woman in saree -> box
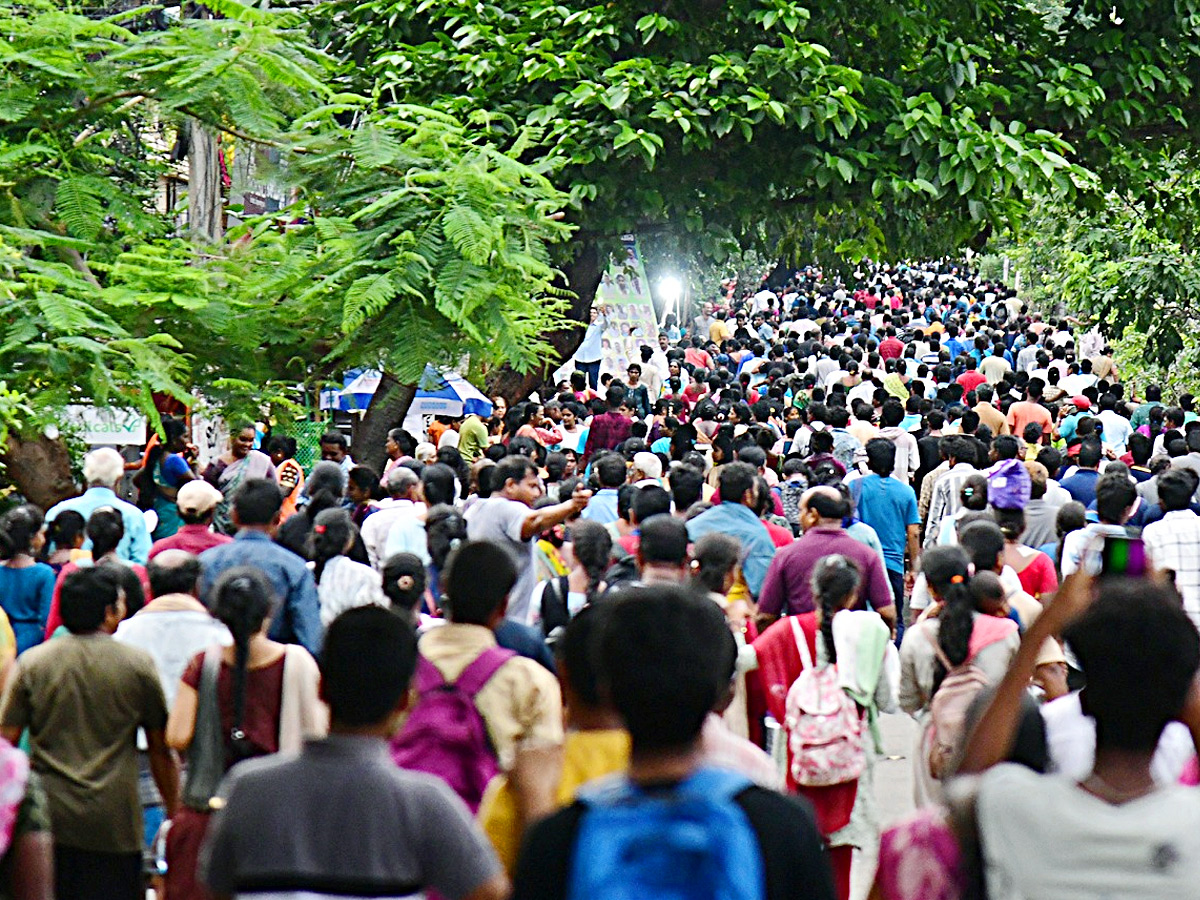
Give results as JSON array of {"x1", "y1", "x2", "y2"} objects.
[{"x1": 203, "y1": 424, "x2": 276, "y2": 535}]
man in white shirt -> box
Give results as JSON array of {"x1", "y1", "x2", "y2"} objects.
[
  {"x1": 369, "y1": 467, "x2": 427, "y2": 568},
  {"x1": 1143, "y1": 469, "x2": 1200, "y2": 628},
  {"x1": 1094, "y1": 392, "x2": 1134, "y2": 455},
  {"x1": 971, "y1": 577, "x2": 1200, "y2": 900}
]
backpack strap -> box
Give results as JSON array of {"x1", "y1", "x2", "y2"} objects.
[
  {"x1": 923, "y1": 627, "x2": 959, "y2": 673},
  {"x1": 414, "y1": 654, "x2": 448, "y2": 694},
  {"x1": 790, "y1": 616, "x2": 814, "y2": 671},
  {"x1": 455, "y1": 646, "x2": 517, "y2": 698}
]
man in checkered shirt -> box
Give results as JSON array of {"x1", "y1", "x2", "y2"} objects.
[{"x1": 1143, "y1": 468, "x2": 1200, "y2": 628}]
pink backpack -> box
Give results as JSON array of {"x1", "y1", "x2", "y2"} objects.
[
  {"x1": 925, "y1": 637, "x2": 990, "y2": 780},
  {"x1": 389, "y1": 647, "x2": 514, "y2": 812},
  {"x1": 784, "y1": 618, "x2": 865, "y2": 787}
]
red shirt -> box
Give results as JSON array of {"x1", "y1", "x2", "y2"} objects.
[
  {"x1": 684, "y1": 348, "x2": 715, "y2": 370},
  {"x1": 148, "y1": 524, "x2": 233, "y2": 561},
  {"x1": 879, "y1": 337, "x2": 904, "y2": 360},
  {"x1": 956, "y1": 370, "x2": 987, "y2": 393}
]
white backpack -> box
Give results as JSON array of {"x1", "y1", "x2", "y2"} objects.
[{"x1": 784, "y1": 617, "x2": 866, "y2": 787}]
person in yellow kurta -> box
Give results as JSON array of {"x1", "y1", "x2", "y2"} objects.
[{"x1": 477, "y1": 606, "x2": 629, "y2": 874}]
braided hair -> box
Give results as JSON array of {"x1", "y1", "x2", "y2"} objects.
[
  {"x1": 310, "y1": 508, "x2": 354, "y2": 584},
  {"x1": 921, "y1": 545, "x2": 975, "y2": 690},
  {"x1": 566, "y1": 520, "x2": 611, "y2": 599},
  {"x1": 211, "y1": 566, "x2": 274, "y2": 761},
  {"x1": 810, "y1": 554, "x2": 861, "y2": 665}
]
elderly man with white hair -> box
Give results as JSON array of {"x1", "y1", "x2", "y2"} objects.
[
  {"x1": 630, "y1": 451, "x2": 664, "y2": 487},
  {"x1": 45, "y1": 447, "x2": 152, "y2": 564}
]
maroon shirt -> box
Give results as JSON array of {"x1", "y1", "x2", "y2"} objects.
[
  {"x1": 148, "y1": 524, "x2": 233, "y2": 561},
  {"x1": 582, "y1": 411, "x2": 632, "y2": 463},
  {"x1": 758, "y1": 525, "x2": 893, "y2": 618}
]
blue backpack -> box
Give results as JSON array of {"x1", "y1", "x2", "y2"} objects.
[{"x1": 567, "y1": 767, "x2": 765, "y2": 900}]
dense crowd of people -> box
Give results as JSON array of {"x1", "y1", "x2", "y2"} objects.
[{"x1": 0, "y1": 259, "x2": 1199, "y2": 899}]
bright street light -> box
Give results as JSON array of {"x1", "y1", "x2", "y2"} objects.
[{"x1": 658, "y1": 275, "x2": 683, "y2": 304}]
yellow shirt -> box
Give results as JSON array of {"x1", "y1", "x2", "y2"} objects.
[{"x1": 478, "y1": 728, "x2": 630, "y2": 874}]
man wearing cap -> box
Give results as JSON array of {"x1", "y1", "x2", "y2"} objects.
[
  {"x1": 1056, "y1": 395, "x2": 1091, "y2": 446},
  {"x1": 147, "y1": 481, "x2": 232, "y2": 561}
]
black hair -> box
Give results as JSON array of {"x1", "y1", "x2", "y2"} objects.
[
  {"x1": 545, "y1": 452, "x2": 568, "y2": 483},
  {"x1": 717, "y1": 461, "x2": 757, "y2": 504},
  {"x1": 211, "y1": 566, "x2": 275, "y2": 755},
  {"x1": 1066, "y1": 580, "x2": 1199, "y2": 752},
  {"x1": 581, "y1": 449, "x2": 625, "y2": 489},
  {"x1": 631, "y1": 485, "x2": 672, "y2": 524},
  {"x1": 233, "y1": 478, "x2": 283, "y2": 526},
  {"x1": 137, "y1": 416, "x2": 189, "y2": 508},
  {"x1": 388, "y1": 428, "x2": 417, "y2": 456},
  {"x1": 425, "y1": 504, "x2": 468, "y2": 572},
  {"x1": 60, "y1": 566, "x2": 122, "y2": 633},
  {"x1": 321, "y1": 606, "x2": 419, "y2": 727},
  {"x1": 568, "y1": 519, "x2": 612, "y2": 596},
  {"x1": 597, "y1": 586, "x2": 730, "y2": 751},
  {"x1": 668, "y1": 465, "x2": 704, "y2": 512},
  {"x1": 0, "y1": 504, "x2": 43, "y2": 560},
  {"x1": 421, "y1": 463, "x2": 458, "y2": 507},
  {"x1": 347, "y1": 466, "x2": 379, "y2": 497},
  {"x1": 381, "y1": 552, "x2": 428, "y2": 615},
  {"x1": 690, "y1": 533, "x2": 740, "y2": 595},
  {"x1": 865, "y1": 438, "x2": 896, "y2": 476},
  {"x1": 992, "y1": 506, "x2": 1025, "y2": 542},
  {"x1": 1158, "y1": 468, "x2": 1199, "y2": 512},
  {"x1": 310, "y1": 508, "x2": 355, "y2": 583},
  {"x1": 320, "y1": 431, "x2": 349, "y2": 449},
  {"x1": 147, "y1": 552, "x2": 201, "y2": 597},
  {"x1": 811, "y1": 555, "x2": 862, "y2": 665},
  {"x1": 1077, "y1": 439, "x2": 1103, "y2": 469},
  {"x1": 86, "y1": 507, "x2": 124, "y2": 559},
  {"x1": 266, "y1": 435, "x2": 297, "y2": 458},
  {"x1": 1095, "y1": 473, "x2": 1137, "y2": 524},
  {"x1": 638, "y1": 515, "x2": 689, "y2": 565},
  {"x1": 444, "y1": 541, "x2": 516, "y2": 625},
  {"x1": 44, "y1": 509, "x2": 86, "y2": 559},
  {"x1": 921, "y1": 546, "x2": 975, "y2": 687},
  {"x1": 555, "y1": 605, "x2": 607, "y2": 706},
  {"x1": 493, "y1": 454, "x2": 537, "y2": 490}
]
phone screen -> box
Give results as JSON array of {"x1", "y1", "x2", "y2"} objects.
[{"x1": 1100, "y1": 536, "x2": 1147, "y2": 577}]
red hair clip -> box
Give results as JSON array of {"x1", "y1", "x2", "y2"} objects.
[
  {"x1": 950, "y1": 574, "x2": 965, "y2": 584},
  {"x1": 314, "y1": 524, "x2": 326, "y2": 534}
]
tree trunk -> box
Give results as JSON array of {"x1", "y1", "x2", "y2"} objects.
[
  {"x1": 188, "y1": 120, "x2": 223, "y2": 241},
  {"x1": 2, "y1": 433, "x2": 76, "y2": 508},
  {"x1": 350, "y1": 372, "x2": 417, "y2": 472},
  {"x1": 486, "y1": 238, "x2": 605, "y2": 402}
]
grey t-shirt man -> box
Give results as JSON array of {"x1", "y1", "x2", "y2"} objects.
[
  {"x1": 464, "y1": 495, "x2": 536, "y2": 622},
  {"x1": 202, "y1": 734, "x2": 502, "y2": 899}
]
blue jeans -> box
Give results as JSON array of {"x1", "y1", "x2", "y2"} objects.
[
  {"x1": 887, "y1": 568, "x2": 906, "y2": 647},
  {"x1": 575, "y1": 359, "x2": 601, "y2": 390}
]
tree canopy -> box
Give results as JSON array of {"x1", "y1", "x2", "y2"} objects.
[{"x1": 316, "y1": 0, "x2": 1200, "y2": 392}]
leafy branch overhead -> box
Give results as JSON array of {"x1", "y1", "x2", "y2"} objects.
[
  {"x1": 225, "y1": 106, "x2": 574, "y2": 384},
  {"x1": 317, "y1": 0, "x2": 1200, "y2": 268},
  {"x1": 0, "y1": 0, "x2": 572, "y2": 430}
]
